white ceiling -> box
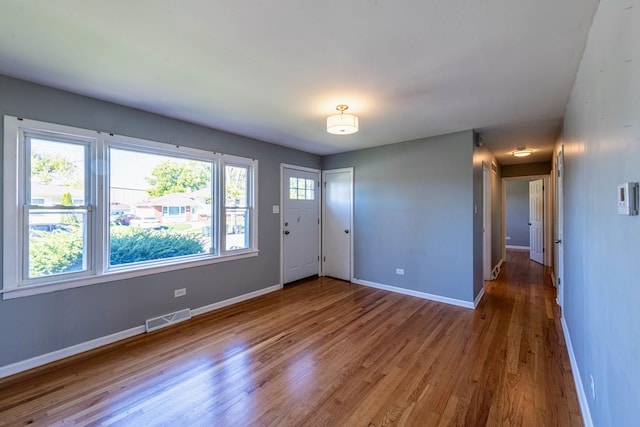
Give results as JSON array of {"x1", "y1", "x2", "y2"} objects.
[{"x1": 0, "y1": 1, "x2": 599, "y2": 164}]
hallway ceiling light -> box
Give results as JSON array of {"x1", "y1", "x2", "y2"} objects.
[
  {"x1": 326, "y1": 104, "x2": 359, "y2": 135},
  {"x1": 513, "y1": 147, "x2": 533, "y2": 157}
]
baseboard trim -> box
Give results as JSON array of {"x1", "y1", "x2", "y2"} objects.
[
  {"x1": 0, "y1": 325, "x2": 146, "y2": 380},
  {"x1": 506, "y1": 245, "x2": 530, "y2": 250},
  {"x1": 352, "y1": 278, "x2": 474, "y2": 309},
  {"x1": 473, "y1": 287, "x2": 485, "y2": 308},
  {"x1": 0, "y1": 283, "x2": 283, "y2": 380},
  {"x1": 561, "y1": 315, "x2": 593, "y2": 427},
  {"x1": 191, "y1": 284, "x2": 282, "y2": 316}
]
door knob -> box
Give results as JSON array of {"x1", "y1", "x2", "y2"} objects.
[
  {"x1": 344, "y1": 230, "x2": 350, "y2": 234},
  {"x1": 555, "y1": 239, "x2": 562, "y2": 244},
  {"x1": 284, "y1": 230, "x2": 290, "y2": 235}
]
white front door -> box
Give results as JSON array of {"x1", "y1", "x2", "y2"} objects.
[
  {"x1": 529, "y1": 179, "x2": 544, "y2": 264},
  {"x1": 322, "y1": 168, "x2": 353, "y2": 281},
  {"x1": 556, "y1": 146, "x2": 565, "y2": 308},
  {"x1": 282, "y1": 166, "x2": 320, "y2": 284}
]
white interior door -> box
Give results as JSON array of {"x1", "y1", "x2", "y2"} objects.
[
  {"x1": 555, "y1": 147, "x2": 565, "y2": 308},
  {"x1": 529, "y1": 179, "x2": 544, "y2": 264},
  {"x1": 282, "y1": 166, "x2": 320, "y2": 284},
  {"x1": 322, "y1": 168, "x2": 353, "y2": 281}
]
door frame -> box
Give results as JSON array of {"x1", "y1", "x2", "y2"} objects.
[
  {"x1": 280, "y1": 164, "x2": 322, "y2": 286},
  {"x1": 483, "y1": 163, "x2": 492, "y2": 280},
  {"x1": 554, "y1": 145, "x2": 565, "y2": 309},
  {"x1": 321, "y1": 167, "x2": 354, "y2": 281},
  {"x1": 501, "y1": 174, "x2": 552, "y2": 266},
  {"x1": 528, "y1": 178, "x2": 545, "y2": 264}
]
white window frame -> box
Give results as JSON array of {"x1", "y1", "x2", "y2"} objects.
[
  {"x1": 3, "y1": 116, "x2": 259, "y2": 299},
  {"x1": 221, "y1": 156, "x2": 258, "y2": 254}
]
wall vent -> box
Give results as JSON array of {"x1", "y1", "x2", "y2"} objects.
[{"x1": 145, "y1": 308, "x2": 191, "y2": 333}]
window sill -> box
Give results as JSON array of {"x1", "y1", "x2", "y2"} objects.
[{"x1": 1, "y1": 250, "x2": 259, "y2": 300}]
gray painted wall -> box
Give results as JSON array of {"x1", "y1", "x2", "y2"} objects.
[
  {"x1": 323, "y1": 131, "x2": 481, "y2": 303},
  {"x1": 505, "y1": 180, "x2": 530, "y2": 247},
  {"x1": 559, "y1": 1, "x2": 640, "y2": 425},
  {"x1": 0, "y1": 75, "x2": 321, "y2": 366}
]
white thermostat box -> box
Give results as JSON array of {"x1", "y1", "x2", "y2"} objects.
[{"x1": 617, "y1": 182, "x2": 638, "y2": 215}]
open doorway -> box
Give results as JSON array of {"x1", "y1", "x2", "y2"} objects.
[
  {"x1": 505, "y1": 180, "x2": 531, "y2": 250},
  {"x1": 503, "y1": 175, "x2": 552, "y2": 266}
]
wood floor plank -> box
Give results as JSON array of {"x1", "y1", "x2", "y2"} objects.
[{"x1": 0, "y1": 250, "x2": 582, "y2": 426}]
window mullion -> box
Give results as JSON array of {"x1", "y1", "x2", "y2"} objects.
[{"x1": 94, "y1": 136, "x2": 106, "y2": 276}]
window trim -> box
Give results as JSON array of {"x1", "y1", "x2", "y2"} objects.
[
  {"x1": 221, "y1": 156, "x2": 258, "y2": 254},
  {"x1": 23, "y1": 133, "x2": 96, "y2": 284},
  {"x1": 3, "y1": 116, "x2": 259, "y2": 300}
]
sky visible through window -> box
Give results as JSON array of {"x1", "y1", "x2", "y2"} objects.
[
  {"x1": 31, "y1": 139, "x2": 163, "y2": 190},
  {"x1": 110, "y1": 149, "x2": 175, "y2": 190}
]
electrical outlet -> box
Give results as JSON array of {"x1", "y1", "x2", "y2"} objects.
[
  {"x1": 174, "y1": 288, "x2": 186, "y2": 298},
  {"x1": 396, "y1": 268, "x2": 404, "y2": 275},
  {"x1": 590, "y1": 375, "x2": 596, "y2": 400}
]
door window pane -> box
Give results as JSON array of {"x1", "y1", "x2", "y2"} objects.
[{"x1": 289, "y1": 177, "x2": 315, "y2": 200}]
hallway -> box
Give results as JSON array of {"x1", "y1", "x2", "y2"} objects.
[{"x1": 476, "y1": 249, "x2": 582, "y2": 425}]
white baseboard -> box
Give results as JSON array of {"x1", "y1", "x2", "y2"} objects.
[
  {"x1": 0, "y1": 283, "x2": 282, "y2": 380},
  {"x1": 191, "y1": 284, "x2": 281, "y2": 316},
  {"x1": 352, "y1": 278, "x2": 474, "y2": 309},
  {"x1": 506, "y1": 245, "x2": 530, "y2": 250},
  {"x1": 0, "y1": 325, "x2": 146, "y2": 380},
  {"x1": 473, "y1": 287, "x2": 485, "y2": 308},
  {"x1": 561, "y1": 315, "x2": 593, "y2": 427}
]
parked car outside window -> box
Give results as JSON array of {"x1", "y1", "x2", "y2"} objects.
[
  {"x1": 129, "y1": 216, "x2": 161, "y2": 229},
  {"x1": 112, "y1": 213, "x2": 136, "y2": 226}
]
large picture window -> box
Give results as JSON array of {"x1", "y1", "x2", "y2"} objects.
[
  {"x1": 107, "y1": 147, "x2": 214, "y2": 268},
  {"x1": 3, "y1": 116, "x2": 258, "y2": 299}
]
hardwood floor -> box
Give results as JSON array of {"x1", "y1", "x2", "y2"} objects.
[{"x1": 0, "y1": 250, "x2": 582, "y2": 426}]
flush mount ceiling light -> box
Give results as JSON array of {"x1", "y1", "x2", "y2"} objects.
[
  {"x1": 513, "y1": 147, "x2": 533, "y2": 157},
  {"x1": 326, "y1": 104, "x2": 359, "y2": 135}
]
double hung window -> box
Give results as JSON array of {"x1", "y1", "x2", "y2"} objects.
[{"x1": 3, "y1": 116, "x2": 258, "y2": 299}]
